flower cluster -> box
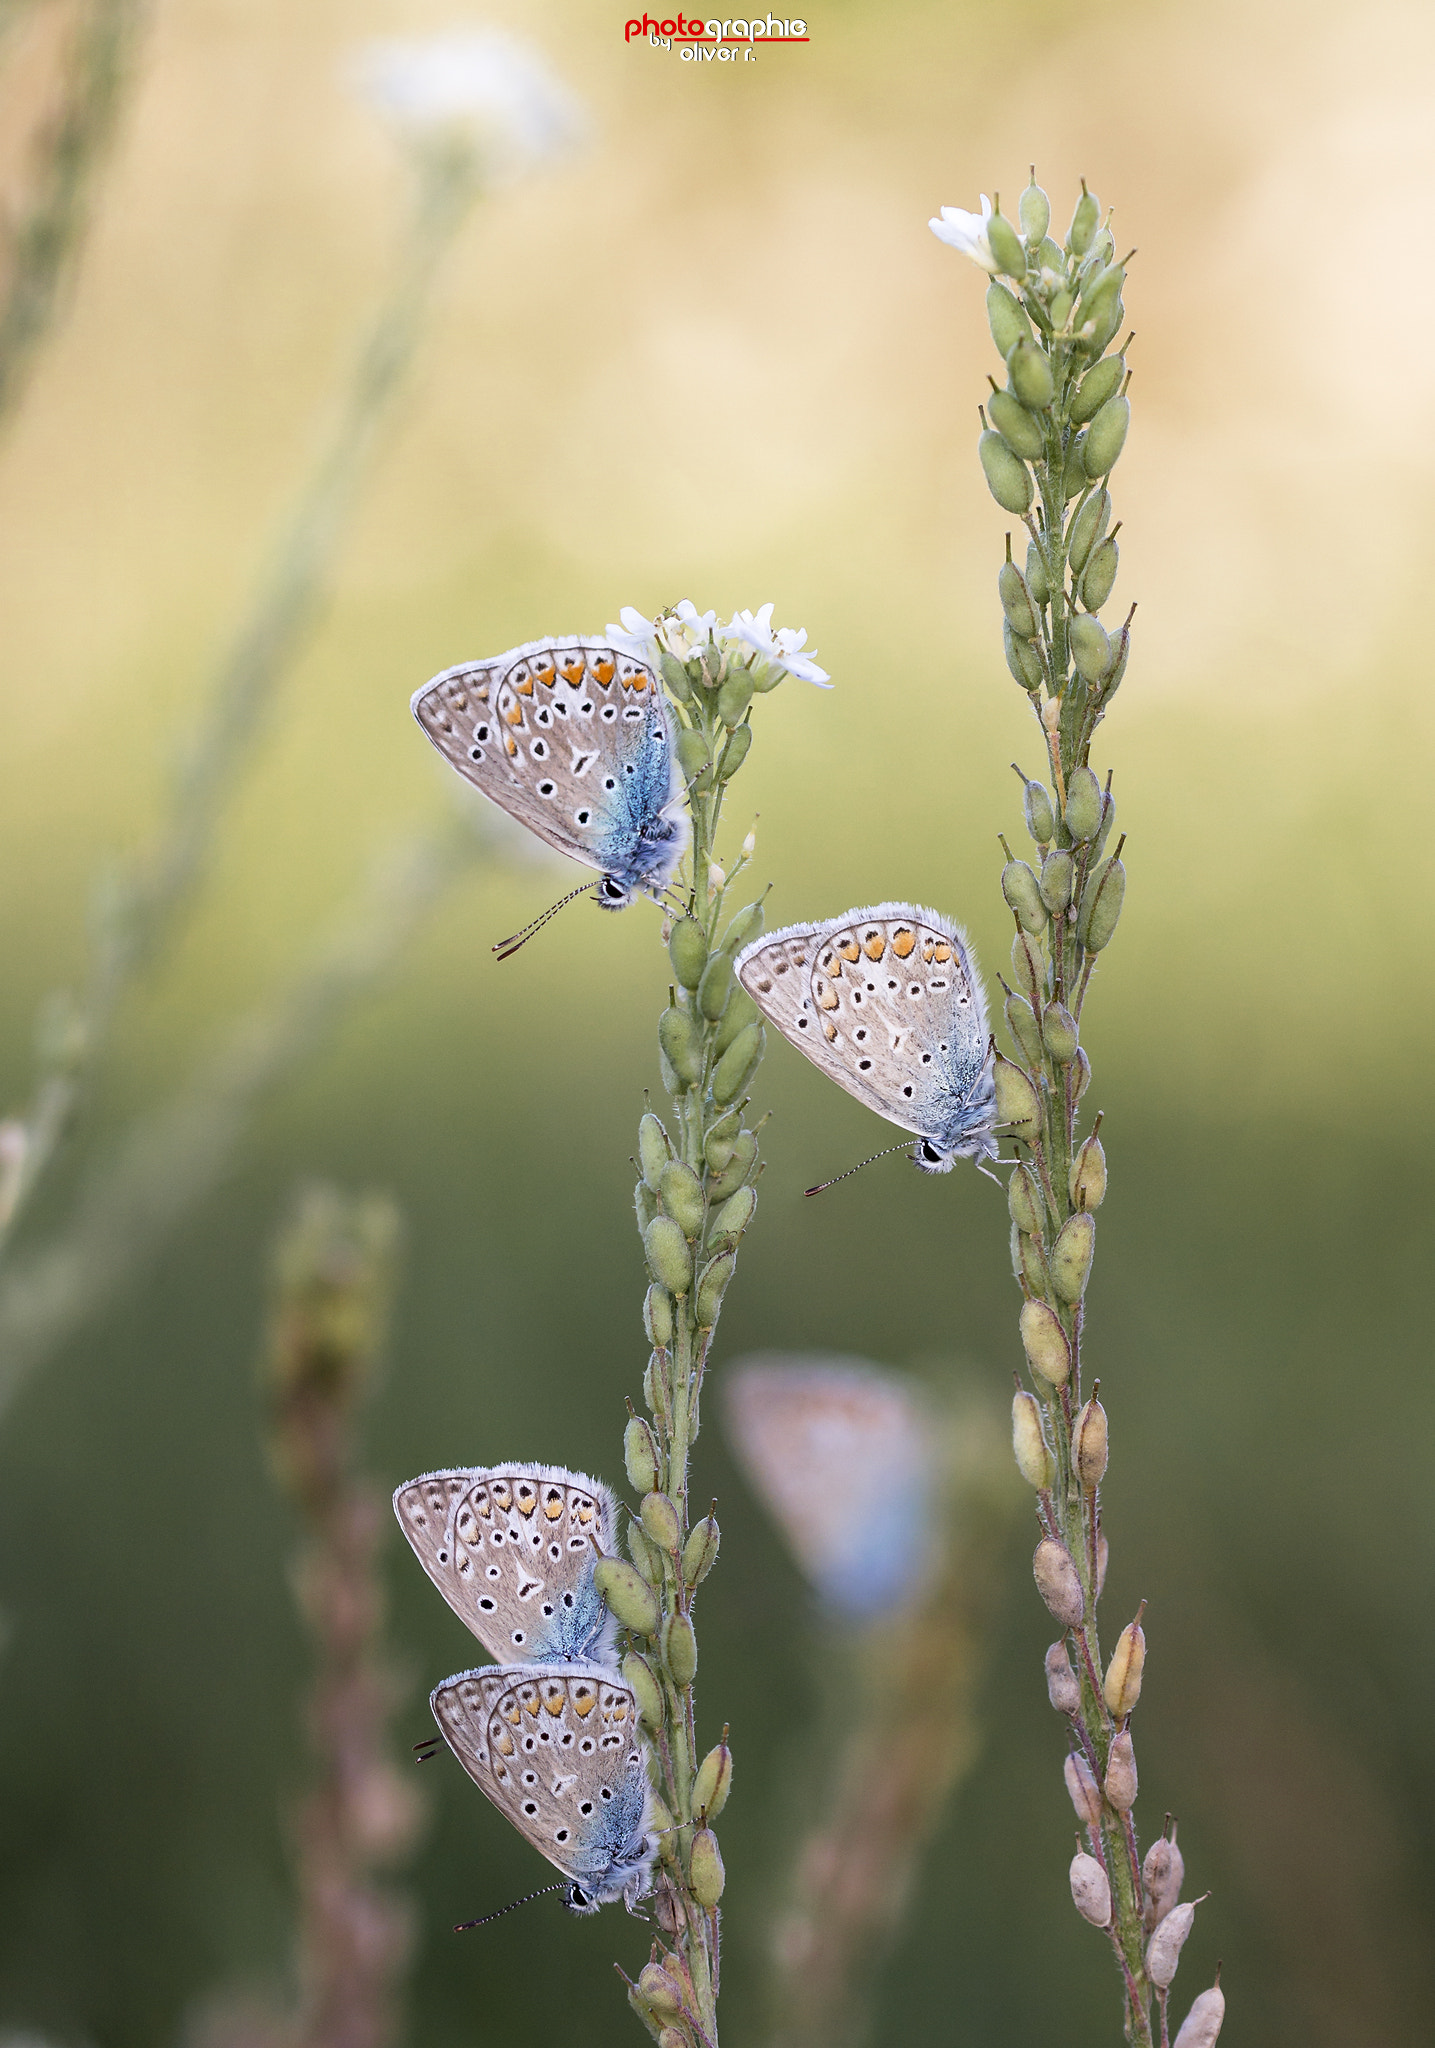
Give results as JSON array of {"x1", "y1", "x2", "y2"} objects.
[
  {"x1": 353, "y1": 29, "x2": 585, "y2": 184},
  {"x1": 608, "y1": 600, "x2": 832, "y2": 688}
]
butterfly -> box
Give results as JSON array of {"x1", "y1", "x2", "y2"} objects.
[
  {"x1": 411, "y1": 637, "x2": 689, "y2": 918},
  {"x1": 393, "y1": 1464, "x2": 619, "y2": 1668},
  {"x1": 430, "y1": 1663, "x2": 657, "y2": 1914},
  {"x1": 724, "y1": 1355, "x2": 938, "y2": 1618},
  {"x1": 734, "y1": 903, "x2": 997, "y2": 1172}
]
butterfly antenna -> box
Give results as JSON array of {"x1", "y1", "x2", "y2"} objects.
[
  {"x1": 455, "y1": 1881, "x2": 569, "y2": 1931},
  {"x1": 805, "y1": 1140, "x2": 914, "y2": 1197},
  {"x1": 493, "y1": 883, "x2": 594, "y2": 962},
  {"x1": 412, "y1": 1737, "x2": 441, "y2": 1762}
]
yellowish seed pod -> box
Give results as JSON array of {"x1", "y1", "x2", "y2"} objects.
[
  {"x1": 645, "y1": 1216, "x2": 693, "y2": 1297},
  {"x1": 994, "y1": 1055, "x2": 1042, "y2": 1143},
  {"x1": 643, "y1": 1283, "x2": 674, "y2": 1349},
  {"x1": 638, "y1": 1112, "x2": 670, "y2": 1192},
  {"x1": 660, "y1": 1160, "x2": 705, "y2": 1239},
  {"x1": 697, "y1": 950, "x2": 734, "y2": 1022},
  {"x1": 1069, "y1": 1849, "x2": 1112, "y2": 1927},
  {"x1": 1001, "y1": 857, "x2": 1049, "y2": 934},
  {"x1": 1005, "y1": 991, "x2": 1045, "y2": 1071},
  {"x1": 641, "y1": 1490, "x2": 681, "y2": 1552},
  {"x1": 637, "y1": 1963, "x2": 684, "y2": 2018},
  {"x1": 658, "y1": 1005, "x2": 704, "y2": 1087},
  {"x1": 689, "y1": 1827, "x2": 726, "y2": 1908},
  {"x1": 1172, "y1": 1986, "x2": 1225, "y2": 2048},
  {"x1": 1033, "y1": 1537, "x2": 1085, "y2": 1628},
  {"x1": 1143, "y1": 1829, "x2": 1184, "y2": 1930},
  {"x1": 1146, "y1": 1900, "x2": 1200, "y2": 1990},
  {"x1": 709, "y1": 1184, "x2": 756, "y2": 1245},
  {"x1": 1020, "y1": 1298, "x2": 1072, "y2": 1388},
  {"x1": 1070, "y1": 1045, "x2": 1092, "y2": 1103},
  {"x1": 1064, "y1": 1751, "x2": 1103, "y2": 1826},
  {"x1": 1007, "y1": 1163, "x2": 1045, "y2": 1237},
  {"x1": 979, "y1": 428, "x2": 1033, "y2": 515},
  {"x1": 1069, "y1": 614, "x2": 1113, "y2": 683},
  {"x1": 1074, "y1": 1395, "x2": 1109, "y2": 1489},
  {"x1": 593, "y1": 1557, "x2": 660, "y2": 1637},
  {"x1": 1064, "y1": 764, "x2": 1104, "y2": 842},
  {"x1": 1045, "y1": 1640, "x2": 1081, "y2": 1714},
  {"x1": 1069, "y1": 1132, "x2": 1107, "y2": 1210},
  {"x1": 693, "y1": 1732, "x2": 733, "y2": 1818},
  {"x1": 1104, "y1": 1617, "x2": 1146, "y2": 1718},
  {"x1": 622, "y1": 1650, "x2": 666, "y2": 1732},
  {"x1": 656, "y1": 2031, "x2": 687, "y2": 2048},
  {"x1": 712, "y1": 1021, "x2": 764, "y2": 1105},
  {"x1": 1039, "y1": 848, "x2": 1073, "y2": 914},
  {"x1": 1012, "y1": 1391, "x2": 1055, "y2": 1489},
  {"x1": 1096, "y1": 1531, "x2": 1109, "y2": 1598},
  {"x1": 989, "y1": 386, "x2": 1044, "y2": 461},
  {"x1": 667, "y1": 918, "x2": 708, "y2": 991},
  {"x1": 694, "y1": 1251, "x2": 735, "y2": 1329},
  {"x1": 662, "y1": 1611, "x2": 698, "y2": 1687},
  {"x1": 625, "y1": 1415, "x2": 659, "y2": 1495},
  {"x1": 1042, "y1": 1002, "x2": 1079, "y2": 1065},
  {"x1": 1103, "y1": 1727, "x2": 1138, "y2": 1811},
  {"x1": 682, "y1": 1510, "x2": 720, "y2": 1587},
  {"x1": 1014, "y1": 1227, "x2": 1049, "y2": 1298},
  {"x1": 1050, "y1": 1212, "x2": 1096, "y2": 1302},
  {"x1": 706, "y1": 1129, "x2": 756, "y2": 1202}
]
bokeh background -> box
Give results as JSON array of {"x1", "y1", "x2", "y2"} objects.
[{"x1": 0, "y1": 0, "x2": 1432, "y2": 2043}]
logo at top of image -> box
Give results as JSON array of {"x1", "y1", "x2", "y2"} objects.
[{"x1": 624, "y1": 13, "x2": 810, "y2": 46}]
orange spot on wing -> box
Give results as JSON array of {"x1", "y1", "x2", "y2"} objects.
[
  {"x1": 591, "y1": 655, "x2": 616, "y2": 683},
  {"x1": 836, "y1": 938, "x2": 860, "y2": 962},
  {"x1": 864, "y1": 931, "x2": 885, "y2": 960},
  {"x1": 934, "y1": 942, "x2": 952, "y2": 963},
  {"x1": 516, "y1": 676, "x2": 534, "y2": 696},
  {"x1": 543, "y1": 1490, "x2": 564, "y2": 1521},
  {"x1": 504, "y1": 702, "x2": 523, "y2": 725},
  {"x1": 892, "y1": 928, "x2": 915, "y2": 958},
  {"x1": 816, "y1": 985, "x2": 839, "y2": 1011},
  {"x1": 504, "y1": 736, "x2": 518, "y2": 757},
  {"x1": 823, "y1": 1021, "x2": 838, "y2": 1042},
  {"x1": 560, "y1": 655, "x2": 585, "y2": 683}
]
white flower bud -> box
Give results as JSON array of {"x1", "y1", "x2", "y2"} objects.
[{"x1": 708, "y1": 862, "x2": 727, "y2": 890}]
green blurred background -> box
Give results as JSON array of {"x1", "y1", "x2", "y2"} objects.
[{"x1": 0, "y1": 0, "x2": 1431, "y2": 2042}]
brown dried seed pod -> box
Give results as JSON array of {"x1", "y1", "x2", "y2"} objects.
[
  {"x1": 1064, "y1": 1751, "x2": 1103, "y2": 1826},
  {"x1": 1142, "y1": 1827, "x2": 1185, "y2": 1930},
  {"x1": 1103, "y1": 1727, "x2": 1138, "y2": 1811},
  {"x1": 1146, "y1": 1898, "x2": 1201, "y2": 1990},
  {"x1": 1033, "y1": 1537, "x2": 1085, "y2": 1628},
  {"x1": 1045, "y1": 1640, "x2": 1081, "y2": 1714},
  {"x1": 1172, "y1": 1985, "x2": 1225, "y2": 2048},
  {"x1": 1104, "y1": 1617, "x2": 1146, "y2": 1718},
  {"x1": 1074, "y1": 1394, "x2": 1109, "y2": 1489}
]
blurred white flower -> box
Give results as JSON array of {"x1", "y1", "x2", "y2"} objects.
[
  {"x1": 929, "y1": 195, "x2": 998, "y2": 272},
  {"x1": 353, "y1": 29, "x2": 585, "y2": 184},
  {"x1": 723, "y1": 603, "x2": 831, "y2": 686},
  {"x1": 606, "y1": 599, "x2": 717, "y2": 663}
]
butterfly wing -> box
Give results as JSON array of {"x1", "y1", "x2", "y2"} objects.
[
  {"x1": 737, "y1": 904, "x2": 990, "y2": 1143},
  {"x1": 432, "y1": 1664, "x2": 654, "y2": 1904},
  {"x1": 393, "y1": 1465, "x2": 618, "y2": 1666},
  {"x1": 411, "y1": 637, "x2": 686, "y2": 893}
]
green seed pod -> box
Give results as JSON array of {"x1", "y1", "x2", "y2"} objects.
[
  {"x1": 1099, "y1": 622, "x2": 1131, "y2": 705},
  {"x1": 1092, "y1": 788, "x2": 1116, "y2": 859},
  {"x1": 639, "y1": 1111, "x2": 671, "y2": 1192},
  {"x1": 627, "y1": 1518, "x2": 661, "y2": 1584},
  {"x1": 1069, "y1": 613, "x2": 1113, "y2": 683},
  {"x1": 703, "y1": 1131, "x2": 735, "y2": 1173},
  {"x1": 1007, "y1": 1161, "x2": 1045, "y2": 1237},
  {"x1": 712, "y1": 1020, "x2": 764, "y2": 1105},
  {"x1": 641, "y1": 1490, "x2": 682, "y2": 1553},
  {"x1": 659, "y1": 1160, "x2": 705, "y2": 1239},
  {"x1": 1067, "y1": 486, "x2": 1110, "y2": 574},
  {"x1": 1033, "y1": 1536, "x2": 1085, "y2": 1628},
  {"x1": 658, "y1": 1004, "x2": 704, "y2": 1087},
  {"x1": 637, "y1": 1963, "x2": 684, "y2": 2018},
  {"x1": 1013, "y1": 1225, "x2": 1049, "y2": 1298},
  {"x1": 694, "y1": 1251, "x2": 735, "y2": 1329},
  {"x1": 1104, "y1": 1617, "x2": 1146, "y2": 1719},
  {"x1": 709, "y1": 1183, "x2": 756, "y2": 1245},
  {"x1": 1020, "y1": 1297, "x2": 1072, "y2": 1387},
  {"x1": 717, "y1": 723, "x2": 752, "y2": 781},
  {"x1": 1064, "y1": 765, "x2": 1103, "y2": 841},
  {"x1": 635, "y1": 1180, "x2": 657, "y2": 1235},
  {"x1": 986, "y1": 278, "x2": 1032, "y2": 356},
  {"x1": 1083, "y1": 393, "x2": 1130, "y2": 476},
  {"x1": 1011, "y1": 926, "x2": 1048, "y2": 1005},
  {"x1": 1068, "y1": 353, "x2": 1124, "y2": 425},
  {"x1": 979, "y1": 428, "x2": 1033, "y2": 515},
  {"x1": 662, "y1": 1610, "x2": 698, "y2": 1687},
  {"x1": 718, "y1": 900, "x2": 764, "y2": 956},
  {"x1": 999, "y1": 560, "x2": 1039, "y2": 640},
  {"x1": 621, "y1": 1650, "x2": 666, "y2": 1732},
  {"x1": 712, "y1": 985, "x2": 759, "y2": 1059},
  {"x1": 1039, "y1": 848, "x2": 1074, "y2": 914},
  {"x1": 675, "y1": 727, "x2": 711, "y2": 786},
  {"x1": 1034, "y1": 234, "x2": 1064, "y2": 274},
  {"x1": 1050, "y1": 1211, "x2": 1096, "y2": 1303},
  {"x1": 644, "y1": 1215, "x2": 693, "y2": 1297},
  {"x1": 1005, "y1": 990, "x2": 1045, "y2": 1070},
  {"x1": 1062, "y1": 433, "x2": 1090, "y2": 500},
  {"x1": 1024, "y1": 540, "x2": 1050, "y2": 607},
  {"x1": 989, "y1": 386, "x2": 1045, "y2": 460},
  {"x1": 593, "y1": 1556, "x2": 660, "y2": 1637},
  {"x1": 1081, "y1": 225, "x2": 1114, "y2": 274},
  {"x1": 1001, "y1": 857, "x2": 1049, "y2": 934},
  {"x1": 1070, "y1": 1045, "x2": 1092, "y2": 1104},
  {"x1": 692, "y1": 1732, "x2": 733, "y2": 1818},
  {"x1": 1049, "y1": 285, "x2": 1075, "y2": 327},
  {"x1": 1046, "y1": 1639, "x2": 1081, "y2": 1714},
  {"x1": 697, "y1": 951, "x2": 734, "y2": 1023},
  {"x1": 1007, "y1": 337, "x2": 1055, "y2": 411},
  {"x1": 1004, "y1": 620, "x2": 1045, "y2": 692},
  {"x1": 657, "y1": 648, "x2": 693, "y2": 703},
  {"x1": 1081, "y1": 533, "x2": 1119, "y2": 611},
  {"x1": 1067, "y1": 183, "x2": 1100, "y2": 257},
  {"x1": 625, "y1": 1415, "x2": 660, "y2": 1495},
  {"x1": 1012, "y1": 1390, "x2": 1055, "y2": 1489},
  {"x1": 1077, "y1": 261, "x2": 1124, "y2": 337},
  {"x1": 683, "y1": 1509, "x2": 720, "y2": 1587},
  {"x1": 986, "y1": 205, "x2": 1027, "y2": 278},
  {"x1": 689, "y1": 1827, "x2": 725, "y2": 1908},
  {"x1": 1019, "y1": 176, "x2": 1050, "y2": 244},
  {"x1": 1077, "y1": 855, "x2": 1126, "y2": 951},
  {"x1": 716, "y1": 666, "x2": 755, "y2": 729},
  {"x1": 1022, "y1": 776, "x2": 1055, "y2": 843},
  {"x1": 706, "y1": 1128, "x2": 756, "y2": 1201},
  {"x1": 994, "y1": 1053, "x2": 1042, "y2": 1142},
  {"x1": 1081, "y1": 293, "x2": 1125, "y2": 360},
  {"x1": 1042, "y1": 1002, "x2": 1078, "y2": 1064},
  {"x1": 643, "y1": 1283, "x2": 674, "y2": 1349},
  {"x1": 644, "y1": 1347, "x2": 670, "y2": 1427},
  {"x1": 1069, "y1": 1132, "x2": 1107, "y2": 1210},
  {"x1": 1074, "y1": 1394, "x2": 1108, "y2": 1488}
]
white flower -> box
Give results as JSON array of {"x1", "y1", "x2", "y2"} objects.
[
  {"x1": 353, "y1": 30, "x2": 585, "y2": 184},
  {"x1": 605, "y1": 600, "x2": 717, "y2": 663},
  {"x1": 723, "y1": 603, "x2": 832, "y2": 686},
  {"x1": 929, "y1": 195, "x2": 998, "y2": 273}
]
